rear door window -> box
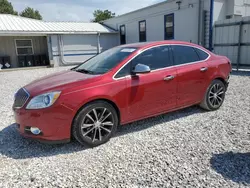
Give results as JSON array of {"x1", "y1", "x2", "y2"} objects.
[
  {"x1": 194, "y1": 48, "x2": 209, "y2": 61},
  {"x1": 171, "y1": 45, "x2": 200, "y2": 65}
]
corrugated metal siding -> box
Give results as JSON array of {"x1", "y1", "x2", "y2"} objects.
[
  {"x1": 240, "y1": 16, "x2": 250, "y2": 65},
  {"x1": 33, "y1": 36, "x2": 48, "y2": 55},
  {"x1": 213, "y1": 16, "x2": 250, "y2": 66},
  {"x1": 0, "y1": 14, "x2": 117, "y2": 34},
  {"x1": 0, "y1": 36, "x2": 47, "y2": 67}
]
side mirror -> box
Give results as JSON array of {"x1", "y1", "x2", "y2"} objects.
[{"x1": 132, "y1": 64, "x2": 151, "y2": 75}]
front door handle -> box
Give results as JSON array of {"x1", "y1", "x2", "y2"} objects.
[
  {"x1": 200, "y1": 67, "x2": 208, "y2": 72},
  {"x1": 164, "y1": 75, "x2": 175, "y2": 81}
]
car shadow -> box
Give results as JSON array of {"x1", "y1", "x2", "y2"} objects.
[
  {"x1": 116, "y1": 106, "x2": 203, "y2": 137},
  {"x1": 0, "y1": 123, "x2": 85, "y2": 159},
  {"x1": 210, "y1": 152, "x2": 250, "y2": 185},
  {"x1": 0, "y1": 106, "x2": 203, "y2": 159}
]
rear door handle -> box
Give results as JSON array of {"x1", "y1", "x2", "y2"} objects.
[
  {"x1": 200, "y1": 67, "x2": 208, "y2": 72},
  {"x1": 164, "y1": 75, "x2": 175, "y2": 81}
]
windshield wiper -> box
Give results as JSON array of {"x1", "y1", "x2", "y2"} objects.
[{"x1": 74, "y1": 69, "x2": 96, "y2": 74}]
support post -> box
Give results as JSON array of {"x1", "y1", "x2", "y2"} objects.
[
  {"x1": 46, "y1": 35, "x2": 54, "y2": 67},
  {"x1": 198, "y1": 0, "x2": 201, "y2": 45},
  {"x1": 97, "y1": 33, "x2": 101, "y2": 54},
  {"x1": 209, "y1": 0, "x2": 214, "y2": 51},
  {"x1": 237, "y1": 21, "x2": 243, "y2": 71}
]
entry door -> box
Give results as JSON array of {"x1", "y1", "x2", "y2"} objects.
[
  {"x1": 171, "y1": 45, "x2": 210, "y2": 107},
  {"x1": 125, "y1": 45, "x2": 177, "y2": 121}
]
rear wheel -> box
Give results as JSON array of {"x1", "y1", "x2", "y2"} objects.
[
  {"x1": 72, "y1": 101, "x2": 118, "y2": 147},
  {"x1": 200, "y1": 79, "x2": 226, "y2": 111}
]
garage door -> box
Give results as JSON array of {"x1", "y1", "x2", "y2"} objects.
[{"x1": 62, "y1": 34, "x2": 98, "y2": 64}]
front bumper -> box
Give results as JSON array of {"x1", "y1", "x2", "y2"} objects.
[{"x1": 13, "y1": 103, "x2": 75, "y2": 143}]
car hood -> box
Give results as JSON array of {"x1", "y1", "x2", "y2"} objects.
[{"x1": 24, "y1": 70, "x2": 100, "y2": 96}]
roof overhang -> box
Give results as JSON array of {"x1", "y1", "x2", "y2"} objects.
[
  {"x1": 0, "y1": 14, "x2": 118, "y2": 35},
  {"x1": 0, "y1": 31, "x2": 118, "y2": 36}
]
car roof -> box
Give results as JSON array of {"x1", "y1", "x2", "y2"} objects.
[{"x1": 120, "y1": 40, "x2": 205, "y2": 50}]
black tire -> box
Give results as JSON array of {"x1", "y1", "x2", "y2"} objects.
[
  {"x1": 200, "y1": 79, "x2": 226, "y2": 111},
  {"x1": 72, "y1": 101, "x2": 118, "y2": 147}
]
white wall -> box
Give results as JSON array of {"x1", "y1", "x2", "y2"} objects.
[
  {"x1": 104, "y1": 0, "x2": 201, "y2": 44},
  {"x1": 223, "y1": 0, "x2": 250, "y2": 18},
  {"x1": 214, "y1": 0, "x2": 227, "y2": 21},
  {"x1": 212, "y1": 0, "x2": 250, "y2": 22},
  {"x1": 235, "y1": 0, "x2": 250, "y2": 16},
  {"x1": 100, "y1": 33, "x2": 119, "y2": 51}
]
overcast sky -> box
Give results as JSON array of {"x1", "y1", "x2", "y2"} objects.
[{"x1": 9, "y1": 0, "x2": 163, "y2": 22}]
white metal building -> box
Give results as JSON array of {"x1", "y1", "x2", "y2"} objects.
[
  {"x1": 103, "y1": 0, "x2": 250, "y2": 50},
  {"x1": 0, "y1": 14, "x2": 118, "y2": 68}
]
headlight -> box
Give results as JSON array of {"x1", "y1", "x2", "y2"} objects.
[{"x1": 26, "y1": 91, "x2": 61, "y2": 109}]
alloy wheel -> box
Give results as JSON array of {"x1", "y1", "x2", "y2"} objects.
[
  {"x1": 208, "y1": 83, "x2": 225, "y2": 108},
  {"x1": 80, "y1": 107, "x2": 114, "y2": 142}
]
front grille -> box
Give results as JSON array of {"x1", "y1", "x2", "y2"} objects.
[{"x1": 13, "y1": 88, "x2": 30, "y2": 109}]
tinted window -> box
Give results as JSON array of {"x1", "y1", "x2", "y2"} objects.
[
  {"x1": 164, "y1": 14, "x2": 174, "y2": 40},
  {"x1": 139, "y1": 20, "x2": 146, "y2": 42},
  {"x1": 120, "y1": 25, "x2": 126, "y2": 44},
  {"x1": 75, "y1": 47, "x2": 137, "y2": 74},
  {"x1": 172, "y1": 45, "x2": 200, "y2": 65},
  {"x1": 195, "y1": 48, "x2": 209, "y2": 60},
  {"x1": 115, "y1": 63, "x2": 131, "y2": 78},
  {"x1": 131, "y1": 46, "x2": 172, "y2": 70}
]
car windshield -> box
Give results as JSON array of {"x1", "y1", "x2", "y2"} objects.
[{"x1": 74, "y1": 47, "x2": 138, "y2": 74}]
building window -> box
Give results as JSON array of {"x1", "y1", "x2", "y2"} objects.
[
  {"x1": 164, "y1": 14, "x2": 174, "y2": 40},
  {"x1": 120, "y1": 25, "x2": 126, "y2": 45},
  {"x1": 226, "y1": 15, "x2": 233, "y2": 19},
  {"x1": 15, "y1": 39, "x2": 34, "y2": 55},
  {"x1": 139, "y1": 20, "x2": 146, "y2": 42}
]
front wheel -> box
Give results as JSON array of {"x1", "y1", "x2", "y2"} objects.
[
  {"x1": 72, "y1": 101, "x2": 118, "y2": 147},
  {"x1": 200, "y1": 79, "x2": 226, "y2": 111}
]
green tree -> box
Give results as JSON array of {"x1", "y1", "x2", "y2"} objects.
[
  {"x1": 20, "y1": 7, "x2": 42, "y2": 20},
  {"x1": 92, "y1": 9, "x2": 115, "y2": 22},
  {"x1": 0, "y1": 0, "x2": 18, "y2": 15}
]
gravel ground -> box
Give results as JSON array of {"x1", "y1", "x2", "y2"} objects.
[{"x1": 0, "y1": 67, "x2": 250, "y2": 188}]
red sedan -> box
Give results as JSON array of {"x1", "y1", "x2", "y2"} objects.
[{"x1": 13, "y1": 41, "x2": 231, "y2": 146}]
